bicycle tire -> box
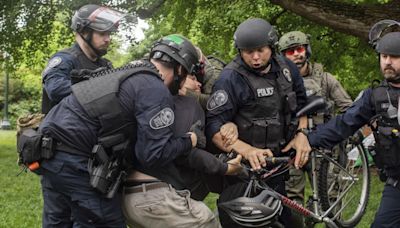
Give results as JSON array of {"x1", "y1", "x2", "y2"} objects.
[{"x1": 318, "y1": 140, "x2": 370, "y2": 228}]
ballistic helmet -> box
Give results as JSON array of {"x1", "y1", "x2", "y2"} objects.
[
  {"x1": 218, "y1": 189, "x2": 283, "y2": 227},
  {"x1": 369, "y1": 19, "x2": 400, "y2": 48},
  {"x1": 375, "y1": 32, "x2": 400, "y2": 56},
  {"x1": 71, "y1": 4, "x2": 124, "y2": 33},
  {"x1": 234, "y1": 18, "x2": 278, "y2": 50},
  {"x1": 278, "y1": 31, "x2": 312, "y2": 57},
  {"x1": 150, "y1": 34, "x2": 201, "y2": 75}
]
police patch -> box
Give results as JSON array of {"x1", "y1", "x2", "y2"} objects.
[
  {"x1": 207, "y1": 90, "x2": 228, "y2": 111},
  {"x1": 43, "y1": 57, "x2": 62, "y2": 76},
  {"x1": 282, "y1": 68, "x2": 292, "y2": 82},
  {"x1": 257, "y1": 87, "x2": 274, "y2": 97},
  {"x1": 149, "y1": 107, "x2": 174, "y2": 129}
]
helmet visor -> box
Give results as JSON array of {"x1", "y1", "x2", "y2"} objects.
[
  {"x1": 369, "y1": 19, "x2": 400, "y2": 46},
  {"x1": 88, "y1": 7, "x2": 125, "y2": 32}
]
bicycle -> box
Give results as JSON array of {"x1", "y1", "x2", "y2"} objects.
[{"x1": 218, "y1": 97, "x2": 370, "y2": 228}]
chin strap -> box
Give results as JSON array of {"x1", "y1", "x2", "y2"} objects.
[
  {"x1": 169, "y1": 66, "x2": 185, "y2": 95},
  {"x1": 79, "y1": 31, "x2": 107, "y2": 59}
]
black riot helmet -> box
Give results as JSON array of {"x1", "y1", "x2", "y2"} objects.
[
  {"x1": 71, "y1": 4, "x2": 124, "y2": 57},
  {"x1": 71, "y1": 4, "x2": 124, "y2": 33},
  {"x1": 150, "y1": 34, "x2": 201, "y2": 76},
  {"x1": 369, "y1": 19, "x2": 400, "y2": 48},
  {"x1": 234, "y1": 18, "x2": 278, "y2": 50},
  {"x1": 150, "y1": 34, "x2": 201, "y2": 95},
  {"x1": 375, "y1": 32, "x2": 400, "y2": 56}
]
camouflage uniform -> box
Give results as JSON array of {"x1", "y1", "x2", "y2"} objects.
[
  {"x1": 186, "y1": 56, "x2": 224, "y2": 110},
  {"x1": 286, "y1": 61, "x2": 352, "y2": 206}
]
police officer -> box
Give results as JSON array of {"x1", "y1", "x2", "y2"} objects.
[
  {"x1": 300, "y1": 23, "x2": 400, "y2": 227},
  {"x1": 38, "y1": 34, "x2": 200, "y2": 227},
  {"x1": 278, "y1": 31, "x2": 353, "y2": 227},
  {"x1": 206, "y1": 18, "x2": 310, "y2": 227},
  {"x1": 41, "y1": 4, "x2": 124, "y2": 114}
]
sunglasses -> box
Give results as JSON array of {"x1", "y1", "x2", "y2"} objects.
[{"x1": 284, "y1": 46, "x2": 306, "y2": 56}]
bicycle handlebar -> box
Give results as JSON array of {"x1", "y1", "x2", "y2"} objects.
[{"x1": 265, "y1": 156, "x2": 291, "y2": 164}]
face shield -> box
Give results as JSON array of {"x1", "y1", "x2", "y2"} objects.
[
  {"x1": 88, "y1": 7, "x2": 125, "y2": 32},
  {"x1": 369, "y1": 19, "x2": 400, "y2": 47}
]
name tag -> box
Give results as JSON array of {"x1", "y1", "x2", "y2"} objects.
[{"x1": 257, "y1": 87, "x2": 274, "y2": 97}]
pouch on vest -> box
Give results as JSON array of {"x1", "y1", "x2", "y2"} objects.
[
  {"x1": 266, "y1": 118, "x2": 284, "y2": 153},
  {"x1": 284, "y1": 91, "x2": 297, "y2": 113},
  {"x1": 17, "y1": 128, "x2": 43, "y2": 165},
  {"x1": 251, "y1": 119, "x2": 268, "y2": 149},
  {"x1": 374, "y1": 126, "x2": 400, "y2": 169}
]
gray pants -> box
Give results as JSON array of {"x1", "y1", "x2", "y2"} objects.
[{"x1": 122, "y1": 183, "x2": 221, "y2": 228}]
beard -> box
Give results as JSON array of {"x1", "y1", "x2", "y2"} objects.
[
  {"x1": 383, "y1": 66, "x2": 400, "y2": 83},
  {"x1": 293, "y1": 56, "x2": 307, "y2": 69}
]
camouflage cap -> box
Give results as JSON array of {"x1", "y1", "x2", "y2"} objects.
[{"x1": 278, "y1": 31, "x2": 310, "y2": 52}]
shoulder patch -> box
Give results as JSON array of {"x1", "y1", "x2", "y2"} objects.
[
  {"x1": 43, "y1": 57, "x2": 62, "y2": 76},
  {"x1": 207, "y1": 90, "x2": 228, "y2": 111},
  {"x1": 282, "y1": 68, "x2": 292, "y2": 82},
  {"x1": 149, "y1": 107, "x2": 174, "y2": 129}
]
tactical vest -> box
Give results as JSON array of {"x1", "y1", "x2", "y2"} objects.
[
  {"x1": 203, "y1": 56, "x2": 226, "y2": 95},
  {"x1": 225, "y1": 55, "x2": 297, "y2": 154},
  {"x1": 371, "y1": 81, "x2": 400, "y2": 177},
  {"x1": 303, "y1": 62, "x2": 333, "y2": 124},
  {"x1": 72, "y1": 60, "x2": 159, "y2": 145},
  {"x1": 41, "y1": 45, "x2": 112, "y2": 114},
  {"x1": 71, "y1": 60, "x2": 160, "y2": 197}
]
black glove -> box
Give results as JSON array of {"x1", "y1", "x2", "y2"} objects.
[{"x1": 189, "y1": 120, "x2": 206, "y2": 149}]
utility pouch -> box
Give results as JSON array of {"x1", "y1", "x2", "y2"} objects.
[
  {"x1": 252, "y1": 119, "x2": 268, "y2": 149},
  {"x1": 266, "y1": 118, "x2": 283, "y2": 153},
  {"x1": 285, "y1": 91, "x2": 297, "y2": 113},
  {"x1": 41, "y1": 136, "x2": 55, "y2": 159},
  {"x1": 17, "y1": 128, "x2": 43, "y2": 165},
  {"x1": 375, "y1": 126, "x2": 400, "y2": 169}
]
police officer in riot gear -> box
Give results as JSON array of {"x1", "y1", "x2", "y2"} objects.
[
  {"x1": 41, "y1": 4, "x2": 124, "y2": 114},
  {"x1": 278, "y1": 31, "x2": 353, "y2": 227},
  {"x1": 299, "y1": 20, "x2": 400, "y2": 227},
  {"x1": 37, "y1": 34, "x2": 200, "y2": 227},
  {"x1": 121, "y1": 34, "x2": 237, "y2": 228},
  {"x1": 206, "y1": 18, "x2": 309, "y2": 228}
]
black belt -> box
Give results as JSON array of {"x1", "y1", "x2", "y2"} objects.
[
  {"x1": 56, "y1": 142, "x2": 88, "y2": 157},
  {"x1": 124, "y1": 182, "x2": 171, "y2": 194},
  {"x1": 386, "y1": 177, "x2": 400, "y2": 189}
]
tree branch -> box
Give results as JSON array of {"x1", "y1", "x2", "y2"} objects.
[{"x1": 270, "y1": 0, "x2": 400, "y2": 41}]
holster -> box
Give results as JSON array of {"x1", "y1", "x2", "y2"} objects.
[{"x1": 88, "y1": 136, "x2": 129, "y2": 198}]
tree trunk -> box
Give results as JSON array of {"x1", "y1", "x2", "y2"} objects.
[{"x1": 270, "y1": 0, "x2": 400, "y2": 41}]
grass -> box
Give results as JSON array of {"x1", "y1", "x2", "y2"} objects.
[
  {"x1": 0, "y1": 130, "x2": 42, "y2": 228},
  {"x1": 0, "y1": 130, "x2": 383, "y2": 227}
]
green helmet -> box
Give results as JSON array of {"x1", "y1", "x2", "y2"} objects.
[
  {"x1": 278, "y1": 31, "x2": 311, "y2": 57},
  {"x1": 150, "y1": 34, "x2": 201, "y2": 75}
]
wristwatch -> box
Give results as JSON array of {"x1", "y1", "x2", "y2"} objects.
[{"x1": 296, "y1": 128, "x2": 309, "y2": 136}]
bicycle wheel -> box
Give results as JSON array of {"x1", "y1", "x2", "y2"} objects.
[{"x1": 318, "y1": 137, "x2": 370, "y2": 228}]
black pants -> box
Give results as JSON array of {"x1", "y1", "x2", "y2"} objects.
[{"x1": 371, "y1": 180, "x2": 400, "y2": 228}]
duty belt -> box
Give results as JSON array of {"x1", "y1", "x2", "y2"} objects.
[
  {"x1": 56, "y1": 142, "x2": 88, "y2": 157},
  {"x1": 124, "y1": 182, "x2": 171, "y2": 194}
]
